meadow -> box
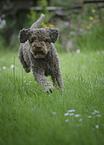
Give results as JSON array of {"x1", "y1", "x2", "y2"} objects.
[{"x1": 0, "y1": 23, "x2": 104, "y2": 145}]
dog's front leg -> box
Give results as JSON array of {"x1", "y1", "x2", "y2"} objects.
[
  {"x1": 32, "y1": 70, "x2": 53, "y2": 93},
  {"x1": 18, "y1": 44, "x2": 30, "y2": 73}
]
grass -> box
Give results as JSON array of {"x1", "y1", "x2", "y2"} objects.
[{"x1": 0, "y1": 23, "x2": 104, "y2": 145}]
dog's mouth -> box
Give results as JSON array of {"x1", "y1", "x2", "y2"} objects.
[
  {"x1": 35, "y1": 50, "x2": 46, "y2": 58},
  {"x1": 32, "y1": 49, "x2": 47, "y2": 58}
]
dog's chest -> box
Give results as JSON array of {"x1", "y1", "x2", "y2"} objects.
[
  {"x1": 42, "y1": 59, "x2": 53, "y2": 74},
  {"x1": 35, "y1": 58, "x2": 54, "y2": 76}
]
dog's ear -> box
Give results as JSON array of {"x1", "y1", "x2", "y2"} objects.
[
  {"x1": 49, "y1": 28, "x2": 59, "y2": 43},
  {"x1": 19, "y1": 28, "x2": 31, "y2": 43}
]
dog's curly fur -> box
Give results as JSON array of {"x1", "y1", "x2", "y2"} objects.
[{"x1": 18, "y1": 14, "x2": 63, "y2": 92}]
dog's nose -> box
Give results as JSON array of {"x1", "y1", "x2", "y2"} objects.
[{"x1": 36, "y1": 45, "x2": 42, "y2": 50}]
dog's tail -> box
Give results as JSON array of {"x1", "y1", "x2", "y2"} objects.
[{"x1": 30, "y1": 14, "x2": 45, "y2": 29}]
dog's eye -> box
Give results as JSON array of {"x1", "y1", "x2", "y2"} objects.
[
  {"x1": 45, "y1": 39, "x2": 51, "y2": 43},
  {"x1": 30, "y1": 36, "x2": 36, "y2": 43},
  {"x1": 30, "y1": 38, "x2": 34, "y2": 43}
]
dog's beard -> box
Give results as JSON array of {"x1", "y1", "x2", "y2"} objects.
[{"x1": 31, "y1": 45, "x2": 47, "y2": 58}]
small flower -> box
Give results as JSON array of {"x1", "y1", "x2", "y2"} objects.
[
  {"x1": 92, "y1": 112, "x2": 96, "y2": 115},
  {"x1": 29, "y1": 81, "x2": 32, "y2": 83},
  {"x1": 69, "y1": 113, "x2": 74, "y2": 116},
  {"x1": 43, "y1": 24, "x2": 47, "y2": 28},
  {"x1": 3, "y1": 66, "x2": 6, "y2": 69},
  {"x1": 64, "y1": 113, "x2": 69, "y2": 116},
  {"x1": 89, "y1": 16, "x2": 94, "y2": 20},
  {"x1": 65, "y1": 119, "x2": 69, "y2": 122},
  {"x1": 88, "y1": 116, "x2": 92, "y2": 118},
  {"x1": 24, "y1": 81, "x2": 26, "y2": 82},
  {"x1": 76, "y1": 49, "x2": 80, "y2": 54},
  {"x1": 67, "y1": 109, "x2": 75, "y2": 113},
  {"x1": 75, "y1": 114, "x2": 80, "y2": 117},
  {"x1": 26, "y1": 83, "x2": 30, "y2": 85},
  {"x1": 96, "y1": 114, "x2": 101, "y2": 117},
  {"x1": 48, "y1": 23, "x2": 54, "y2": 28},
  {"x1": 94, "y1": 110, "x2": 100, "y2": 113},
  {"x1": 95, "y1": 125, "x2": 99, "y2": 129},
  {"x1": 53, "y1": 112, "x2": 56, "y2": 115},
  {"x1": 41, "y1": 22, "x2": 44, "y2": 25},
  {"x1": 10, "y1": 64, "x2": 15, "y2": 69},
  {"x1": 79, "y1": 118, "x2": 83, "y2": 122},
  {"x1": 87, "y1": 25, "x2": 91, "y2": 29},
  {"x1": 92, "y1": 9, "x2": 95, "y2": 13},
  {"x1": 87, "y1": 24, "x2": 92, "y2": 29}
]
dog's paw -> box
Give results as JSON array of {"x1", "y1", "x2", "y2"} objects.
[
  {"x1": 24, "y1": 68, "x2": 31, "y2": 73},
  {"x1": 45, "y1": 85, "x2": 54, "y2": 93}
]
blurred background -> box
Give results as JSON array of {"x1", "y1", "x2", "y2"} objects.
[{"x1": 0, "y1": 0, "x2": 104, "y2": 53}]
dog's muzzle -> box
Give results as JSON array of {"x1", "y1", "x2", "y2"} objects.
[{"x1": 32, "y1": 45, "x2": 47, "y2": 59}]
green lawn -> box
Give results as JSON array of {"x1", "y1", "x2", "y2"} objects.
[{"x1": 0, "y1": 48, "x2": 104, "y2": 145}]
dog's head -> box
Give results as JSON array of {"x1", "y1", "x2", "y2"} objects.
[{"x1": 19, "y1": 27, "x2": 59, "y2": 58}]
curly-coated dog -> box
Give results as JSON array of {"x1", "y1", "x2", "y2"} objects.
[{"x1": 18, "y1": 14, "x2": 63, "y2": 92}]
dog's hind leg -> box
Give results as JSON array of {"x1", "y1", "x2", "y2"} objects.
[{"x1": 56, "y1": 70, "x2": 63, "y2": 89}]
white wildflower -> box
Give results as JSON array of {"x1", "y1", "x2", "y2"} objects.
[
  {"x1": 3, "y1": 66, "x2": 6, "y2": 69},
  {"x1": 75, "y1": 114, "x2": 80, "y2": 117},
  {"x1": 10, "y1": 64, "x2": 15, "y2": 69},
  {"x1": 65, "y1": 119, "x2": 69, "y2": 122},
  {"x1": 96, "y1": 114, "x2": 101, "y2": 117},
  {"x1": 92, "y1": 112, "x2": 96, "y2": 115},
  {"x1": 94, "y1": 110, "x2": 100, "y2": 113},
  {"x1": 26, "y1": 83, "x2": 30, "y2": 85},
  {"x1": 79, "y1": 118, "x2": 83, "y2": 122},
  {"x1": 88, "y1": 116, "x2": 92, "y2": 118},
  {"x1": 53, "y1": 112, "x2": 56, "y2": 115},
  {"x1": 67, "y1": 109, "x2": 75, "y2": 113},
  {"x1": 24, "y1": 81, "x2": 26, "y2": 82},
  {"x1": 95, "y1": 125, "x2": 99, "y2": 129},
  {"x1": 64, "y1": 113, "x2": 69, "y2": 116},
  {"x1": 69, "y1": 113, "x2": 74, "y2": 116},
  {"x1": 76, "y1": 49, "x2": 80, "y2": 54}
]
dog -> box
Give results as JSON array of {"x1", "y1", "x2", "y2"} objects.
[{"x1": 18, "y1": 14, "x2": 63, "y2": 92}]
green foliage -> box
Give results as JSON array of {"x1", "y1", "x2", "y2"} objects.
[
  {"x1": 37, "y1": 0, "x2": 48, "y2": 9},
  {"x1": 27, "y1": 0, "x2": 51, "y2": 28},
  {"x1": 77, "y1": 23, "x2": 104, "y2": 52},
  {"x1": 27, "y1": 10, "x2": 38, "y2": 27}
]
